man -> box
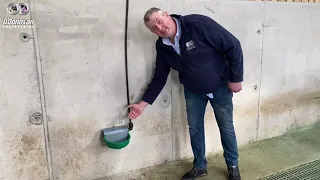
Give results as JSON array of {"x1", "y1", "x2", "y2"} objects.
[{"x1": 127, "y1": 7, "x2": 243, "y2": 180}]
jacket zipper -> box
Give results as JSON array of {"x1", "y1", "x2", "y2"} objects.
[
  {"x1": 212, "y1": 65, "x2": 223, "y2": 77},
  {"x1": 162, "y1": 44, "x2": 182, "y2": 60}
]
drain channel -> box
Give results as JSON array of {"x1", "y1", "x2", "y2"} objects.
[{"x1": 259, "y1": 159, "x2": 320, "y2": 180}]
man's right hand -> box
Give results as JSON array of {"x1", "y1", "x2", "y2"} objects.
[{"x1": 127, "y1": 101, "x2": 148, "y2": 120}]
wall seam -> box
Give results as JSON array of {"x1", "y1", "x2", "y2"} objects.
[
  {"x1": 256, "y1": 1, "x2": 267, "y2": 141},
  {"x1": 171, "y1": 71, "x2": 174, "y2": 162},
  {"x1": 30, "y1": 1, "x2": 53, "y2": 179}
]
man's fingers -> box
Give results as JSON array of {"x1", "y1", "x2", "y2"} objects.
[
  {"x1": 129, "y1": 114, "x2": 136, "y2": 119},
  {"x1": 128, "y1": 111, "x2": 134, "y2": 119},
  {"x1": 128, "y1": 111, "x2": 139, "y2": 120},
  {"x1": 130, "y1": 113, "x2": 138, "y2": 119},
  {"x1": 132, "y1": 114, "x2": 137, "y2": 119}
]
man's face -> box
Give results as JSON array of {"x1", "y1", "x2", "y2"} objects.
[{"x1": 145, "y1": 11, "x2": 176, "y2": 38}]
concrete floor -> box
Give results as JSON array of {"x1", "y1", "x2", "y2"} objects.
[{"x1": 104, "y1": 124, "x2": 320, "y2": 180}]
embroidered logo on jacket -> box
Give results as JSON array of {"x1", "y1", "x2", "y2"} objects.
[{"x1": 186, "y1": 40, "x2": 196, "y2": 51}]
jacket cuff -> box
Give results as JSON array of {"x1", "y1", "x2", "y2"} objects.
[
  {"x1": 141, "y1": 93, "x2": 156, "y2": 105},
  {"x1": 229, "y1": 75, "x2": 243, "y2": 83}
]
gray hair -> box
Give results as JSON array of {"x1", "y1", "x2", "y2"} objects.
[{"x1": 143, "y1": 7, "x2": 164, "y2": 23}]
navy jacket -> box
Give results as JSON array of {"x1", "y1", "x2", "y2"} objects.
[{"x1": 141, "y1": 14, "x2": 243, "y2": 104}]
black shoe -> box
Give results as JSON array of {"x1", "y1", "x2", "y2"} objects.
[
  {"x1": 181, "y1": 166, "x2": 207, "y2": 180},
  {"x1": 228, "y1": 166, "x2": 241, "y2": 180}
]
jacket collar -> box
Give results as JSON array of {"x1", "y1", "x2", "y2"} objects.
[{"x1": 170, "y1": 14, "x2": 188, "y2": 33}]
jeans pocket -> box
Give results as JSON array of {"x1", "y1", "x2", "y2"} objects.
[{"x1": 212, "y1": 85, "x2": 233, "y2": 105}]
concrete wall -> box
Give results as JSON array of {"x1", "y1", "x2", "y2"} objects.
[
  {"x1": 0, "y1": 0, "x2": 319, "y2": 179},
  {"x1": 0, "y1": 0, "x2": 49, "y2": 179}
]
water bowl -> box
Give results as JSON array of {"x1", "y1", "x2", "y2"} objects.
[{"x1": 102, "y1": 126, "x2": 131, "y2": 149}]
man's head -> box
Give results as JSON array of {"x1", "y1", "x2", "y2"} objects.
[{"x1": 143, "y1": 7, "x2": 177, "y2": 38}]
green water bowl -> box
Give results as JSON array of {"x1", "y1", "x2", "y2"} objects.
[{"x1": 103, "y1": 132, "x2": 131, "y2": 149}]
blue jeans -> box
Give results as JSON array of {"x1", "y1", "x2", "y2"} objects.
[{"x1": 184, "y1": 84, "x2": 239, "y2": 168}]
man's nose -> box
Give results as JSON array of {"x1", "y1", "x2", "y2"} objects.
[{"x1": 155, "y1": 24, "x2": 162, "y2": 31}]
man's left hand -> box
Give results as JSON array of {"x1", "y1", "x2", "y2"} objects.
[{"x1": 228, "y1": 82, "x2": 242, "y2": 93}]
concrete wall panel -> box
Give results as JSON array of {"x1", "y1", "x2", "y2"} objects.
[
  {"x1": 125, "y1": 0, "x2": 173, "y2": 172},
  {"x1": 34, "y1": 1, "x2": 130, "y2": 179},
  {"x1": 0, "y1": 1, "x2": 49, "y2": 180},
  {"x1": 258, "y1": 2, "x2": 320, "y2": 139}
]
